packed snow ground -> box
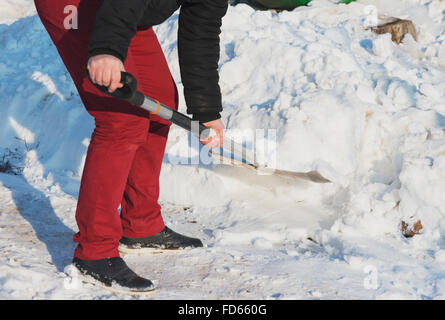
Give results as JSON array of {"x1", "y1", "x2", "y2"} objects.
[{"x1": 1, "y1": 0, "x2": 445, "y2": 299}]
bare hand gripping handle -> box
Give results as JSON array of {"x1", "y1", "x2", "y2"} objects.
[
  {"x1": 86, "y1": 70, "x2": 145, "y2": 107},
  {"x1": 86, "y1": 70, "x2": 257, "y2": 165}
]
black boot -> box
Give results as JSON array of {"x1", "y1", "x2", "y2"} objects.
[
  {"x1": 119, "y1": 226, "x2": 203, "y2": 253},
  {"x1": 72, "y1": 257, "x2": 154, "y2": 294}
]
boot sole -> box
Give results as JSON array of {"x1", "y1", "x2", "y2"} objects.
[{"x1": 118, "y1": 243, "x2": 182, "y2": 255}]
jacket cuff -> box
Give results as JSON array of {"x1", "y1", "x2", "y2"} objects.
[
  {"x1": 192, "y1": 112, "x2": 221, "y2": 123},
  {"x1": 88, "y1": 48, "x2": 125, "y2": 63}
]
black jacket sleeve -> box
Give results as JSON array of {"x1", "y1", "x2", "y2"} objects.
[
  {"x1": 88, "y1": 0, "x2": 149, "y2": 62},
  {"x1": 178, "y1": 0, "x2": 228, "y2": 122},
  {"x1": 88, "y1": 0, "x2": 228, "y2": 122}
]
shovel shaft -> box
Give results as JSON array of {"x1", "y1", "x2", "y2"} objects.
[
  {"x1": 141, "y1": 95, "x2": 256, "y2": 166},
  {"x1": 139, "y1": 95, "x2": 194, "y2": 132},
  {"x1": 86, "y1": 70, "x2": 256, "y2": 164},
  {"x1": 220, "y1": 139, "x2": 258, "y2": 168},
  {"x1": 86, "y1": 70, "x2": 209, "y2": 135}
]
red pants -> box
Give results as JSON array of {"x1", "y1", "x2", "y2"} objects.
[{"x1": 35, "y1": 0, "x2": 178, "y2": 260}]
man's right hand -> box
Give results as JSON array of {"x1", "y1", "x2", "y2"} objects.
[
  {"x1": 87, "y1": 54, "x2": 126, "y2": 93},
  {"x1": 200, "y1": 118, "x2": 225, "y2": 148}
]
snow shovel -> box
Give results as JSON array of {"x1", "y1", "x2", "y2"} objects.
[{"x1": 86, "y1": 71, "x2": 331, "y2": 183}]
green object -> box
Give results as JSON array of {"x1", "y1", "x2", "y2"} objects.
[
  {"x1": 254, "y1": 0, "x2": 356, "y2": 10},
  {"x1": 256, "y1": 0, "x2": 311, "y2": 10}
]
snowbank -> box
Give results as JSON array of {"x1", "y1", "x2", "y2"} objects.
[
  {"x1": 1, "y1": 0, "x2": 445, "y2": 299},
  {"x1": 0, "y1": 0, "x2": 35, "y2": 25}
]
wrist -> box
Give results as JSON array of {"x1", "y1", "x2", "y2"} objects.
[
  {"x1": 192, "y1": 112, "x2": 221, "y2": 123},
  {"x1": 88, "y1": 48, "x2": 125, "y2": 63}
]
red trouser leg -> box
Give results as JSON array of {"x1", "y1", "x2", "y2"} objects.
[
  {"x1": 119, "y1": 27, "x2": 179, "y2": 239},
  {"x1": 34, "y1": 0, "x2": 178, "y2": 260}
]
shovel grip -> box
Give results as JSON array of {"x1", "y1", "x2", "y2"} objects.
[{"x1": 85, "y1": 69, "x2": 144, "y2": 107}]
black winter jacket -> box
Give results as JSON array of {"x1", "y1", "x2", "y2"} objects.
[{"x1": 88, "y1": 0, "x2": 228, "y2": 122}]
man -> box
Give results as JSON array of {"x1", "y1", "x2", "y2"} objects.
[{"x1": 34, "y1": 0, "x2": 228, "y2": 293}]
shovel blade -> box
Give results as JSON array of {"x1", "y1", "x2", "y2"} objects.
[
  {"x1": 264, "y1": 168, "x2": 331, "y2": 183},
  {"x1": 209, "y1": 151, "x2": 331, "y2": 184}
]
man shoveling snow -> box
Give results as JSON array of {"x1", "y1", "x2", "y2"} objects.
[{"x1": 34, "y1": 0, "x2": 228, "y2": 294}]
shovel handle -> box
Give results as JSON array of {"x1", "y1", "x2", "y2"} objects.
[
  {"x1": 85, "y1": 69, "x2": 212, "y2": 137},
  {"x1": 85, "y1": 70, "x2": 256, "y2": 163},
  {"x1": 86, "y1": 70, "x2": 145, "y2": 107}
]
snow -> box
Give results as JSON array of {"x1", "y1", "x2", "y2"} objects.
[{"x1": 1, "y1": 0, "x2": 445, "y2": 299}]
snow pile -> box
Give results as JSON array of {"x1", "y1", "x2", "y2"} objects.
[
  {"x1": 0, "y1": 0, "x2": 35, "y2": 25},
  {"x1": 1, "y1": 0, "x2": 445, "y2": 299}
]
